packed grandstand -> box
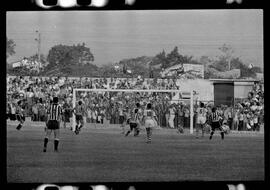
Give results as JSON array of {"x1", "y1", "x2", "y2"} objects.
[{"x1": 6, "y1": 75, "x2": 264, "y2": 131}]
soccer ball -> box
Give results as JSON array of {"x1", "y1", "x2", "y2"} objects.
[
  {"x1": 204, "y1": 124, "x2": 211, "y2": 134},
  {"x1": 222, "y1": 125, "x2": 230, "y2": 134},
  {"x1": 178, "y1": 127, "x2": 184, "y2": 133}
]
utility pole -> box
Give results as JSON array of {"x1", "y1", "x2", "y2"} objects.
[{"x1": 35, "y1": 30, "x2": 41, "y2": 73}]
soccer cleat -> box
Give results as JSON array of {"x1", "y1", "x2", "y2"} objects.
[
  {"x1": 125, "y1": 131, "x2": 130, "y2": 136},
  {"x1": 134, "y1": 132, "x2": 139, "y2": 137},
  {"x1": 54, "y1": 149, "x2": 58, "y2": 152},
  {"x1": 16, "y1": 124, "x2": 22, "y2": 130},
  {"x1": 209, "y1": 135, "x2": 212, "y2": 140},
  {"x1": 43, "y1": 148, "x2": 46, "y2": 152}
]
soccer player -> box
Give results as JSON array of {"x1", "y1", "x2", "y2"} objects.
[
  {"x1": 62, "y1": 99, "x2": 72, "y2": 129},
  {"x1": 16, "y1": 100, "x2": 25, "y2": 130},
  {"x1": 43, "y1": 97, "x2": 62, "y2": 152},
  {"x1": 73, "y1": 100, "x2": 86, "y2": 135},
  {"x1": 118, "y1": 103, "x2": 125, "y2": 134},
  {"x1": 195, "y1": 102, "x2": 207, "y2": 138},
  {"x1": 125, "y1": 103, "x2": 142, "y2": 137},
  {"x1": 142, "y1": 103, "x2": 158, "y2": 143},
  {"x1": 209, "y1": 107, "x2": 224, "y2": 140}
]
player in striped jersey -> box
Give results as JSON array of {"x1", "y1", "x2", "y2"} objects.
[
  {"x1": 195, "y1": 102, "x2": 207, "y2": 138},
  {"x1": 73, "y1": 100, "x2": 86, "y2": 135},
  {"x1": 142, "y1": 103, "x2": 158, "y2": 143},
  {"x1": 209, "y1": 107, "x2": 224, "y2": 140},
  {"x1": 43, "y1": 97, "x2": 62, "y2": 152},
  {"x1": 125, "y1": 103, "x2": 142, "y2": 137}
]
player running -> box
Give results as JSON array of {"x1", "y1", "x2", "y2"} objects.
[
  {"x1": 195, "y1": 102, "x2": 208, "y2": 138},
  {"x1": 142, "y1": 103, "x2": 158, "y2": 143},
  {"x1": 125, "y1": 103, "x2": 142, "y2": 137},
  {"x1": 73, "y1": 100, "x2": 86, "y2": 135},
  {"x1": 209, "y1": 107, "x2": 225, "y2": 140},
  {"x1": 43, "y1": 97, "x2": 62, "y2": 152}
]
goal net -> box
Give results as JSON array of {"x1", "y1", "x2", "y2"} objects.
[{"x1": 72, "y1": 88, "x2": 194, "y2": 134}]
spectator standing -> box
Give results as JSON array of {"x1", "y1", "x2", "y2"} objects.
[
  {"x1": 9, "y1": 102, "x2": 17, "y2": 121},
  {"x1": 253, "y1": 112, "x2": 259, "y2": 131},
  {"x1": 168, "y1": 104, "x2": 176, "y2": 128},
  {"x1": 32, "y1": 103, "x2": 39, "y2": 121},
  {"x1": 165, "y1": 102, "x2": 170, "y2": 128},
  {"x1": 238, "y1": 111, "x2": 244, "y2": 131},
  {"x1": 177, "y1": 104, "x2": 184, "y2": 132},
  {"x1": 232, "y1": 107, "x2": 239, "y2": 130},
  {"x1": 38, "y1": 99, "x2": 47, "y2": 122},
  {"x1": 183, "y1": 106, "x2": 190, "y2": 128}
]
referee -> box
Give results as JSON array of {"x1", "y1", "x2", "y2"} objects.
[
  {"x1": 209, "y1": 107, "x2": 224, "y2": 140},
  {"x1": 43, "y1": 97, "x2": 62, "y2": 152}
]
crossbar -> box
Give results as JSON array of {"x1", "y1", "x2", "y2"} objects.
[{"x1": 73, "y1": 88, "x2": 188, "y2": 93}]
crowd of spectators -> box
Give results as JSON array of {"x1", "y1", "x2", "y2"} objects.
[{"x1": 6, "y1": 75, "x2": 264, "y2": 131}]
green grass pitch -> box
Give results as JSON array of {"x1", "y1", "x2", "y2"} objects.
[{"x1": 7, "y1": 122, "x2": 264, "y2": 183}]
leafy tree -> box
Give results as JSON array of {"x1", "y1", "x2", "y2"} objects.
[
  {"x1": 166, "y1": 46, "x2": 182, "y2": 67},
  {"x1": 58, "y1": 52, "x2": 74, "y2": 74},
  {"x1": 166, "y1": 46, "x2": 193, "y2": 68},
  {"x1": 229, "y1": 57, "x2": 256, "y2": 78},
  {"x1": 99, "y1": 63, "x2": 118, "y2": 78},
  {"x1": 47, "y1": 43, "x2": 94, "y2": 67},
  {"x1": 212, "y1": 57, "x2": 228, "y2": 72},
  {"x1": 6, "y1": 38, "x2": 16, "y2": 58},
  {"x1": 199, "y1": 56, "x2": 212, "y2": 65},
  {"x1": 47, "y1": 44, "x2": 70, "y2": 66},
  {"x1": 154, "y1": 50, "x2": 168, "y2": 69},
  {"x1": 251, "y1": 66, "x2": 262, "y2": 73}
]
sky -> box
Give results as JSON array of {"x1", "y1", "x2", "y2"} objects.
[{"x1": 6, "y1": 10, "x2": 263, "y2": 68}]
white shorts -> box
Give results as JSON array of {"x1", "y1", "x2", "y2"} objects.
[
  {"x1": 145, "y1": 119, "x2": 156, "y2": 128},
  {"x1": 197, "y1": 117, "x2": 206, "y2": 125}
]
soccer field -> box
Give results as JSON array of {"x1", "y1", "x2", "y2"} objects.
[{"x1": 6, "y1": 122, "x2": 264, "y2": 183}]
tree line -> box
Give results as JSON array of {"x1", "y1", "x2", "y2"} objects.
[{"x1": 6, "y1": 37, "x2": 262, "y2": 79}]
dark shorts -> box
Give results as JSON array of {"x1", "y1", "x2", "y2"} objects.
[
  {"x1": 10, "y1": 114, "x2": 16, "y2": 121},
  {"x1": 76, "y1": 115, "x2": 84, "y2": 123},
  {"x1": 16, "y1": 114, "x2": 25, "y2": 122},
  {"x1": 211, "y1": 121, "x2": 223, "y2": 131},
  {"x1": 119, "y1": 116, "x2": 125, "y2": 124},
  {"x1": 64, "y1": 112, "x2": 70, "y2": 122},
  {"x1": 47, "y1": 120, "x2": 60, "y2": 130},
  {"x1": 129, "y1": 122, "x2": 138, "y2": 130}
]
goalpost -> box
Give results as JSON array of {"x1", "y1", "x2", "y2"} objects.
[{"x1": 72, "y1": 88, "x2": 194, "y2": 134}]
